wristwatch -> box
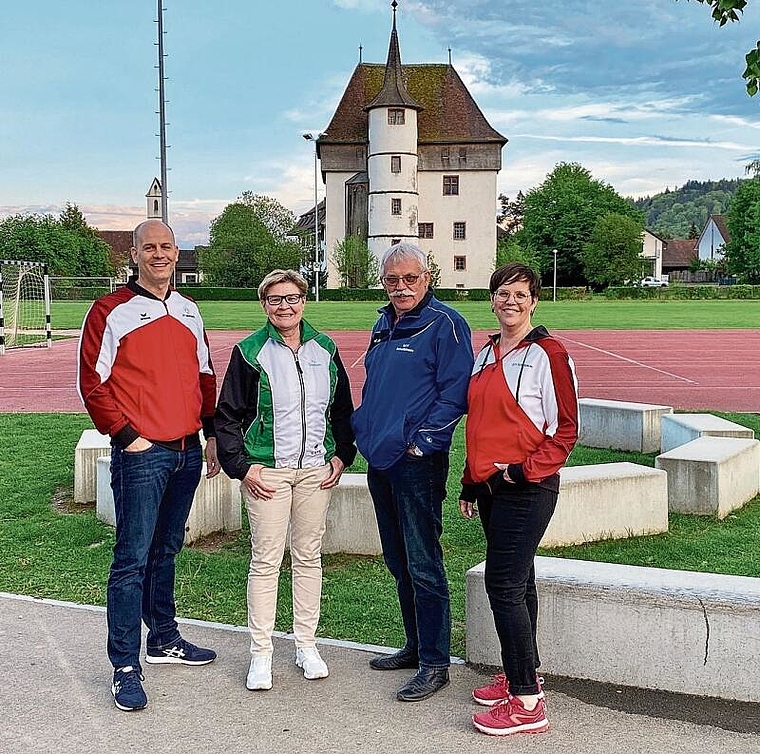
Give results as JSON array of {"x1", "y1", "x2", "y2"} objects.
[{"x1": 407, "y1": 443, "x2": 424, "y2": 457}]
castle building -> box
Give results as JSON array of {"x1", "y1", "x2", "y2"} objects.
[{"x1": 317, "y1": 2, "x2": 507, "y2": 288}]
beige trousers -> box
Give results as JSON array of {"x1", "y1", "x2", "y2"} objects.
[{"x1": 243, "y1": 464, "x2": 332, "y2": 655}]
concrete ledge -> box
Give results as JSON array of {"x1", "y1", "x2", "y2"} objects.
[
  {"x1": 655, "y1": 437, "x2": 760, "y2": 518},
  {"x1": 74, "y1": 430, "x2": 111, "y2": 503},
  {"x1": 96, "y1": 455, "x2": 242, "y2": 544},
  {"x1": 543, "y1": 463, "x2": 668, "y2": 547},
  {"x1": 579, "y1": 398, "x2": 673, "y2": 453},
  {"x1": 466, "y1": 556, "x2": 760, "y2": 701},
  {"x1": 321, "y1": 473, "x2": 382, "y2": 555},
  {"x1": 661, "y1": 413, "x2": 754, "y2": 453}
]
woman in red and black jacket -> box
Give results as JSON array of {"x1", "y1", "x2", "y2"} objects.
[{"x1": 459, "y1": 263, "x2": 578, "y2": 737}]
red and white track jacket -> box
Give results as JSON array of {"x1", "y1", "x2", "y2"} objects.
[
  {"x1": 460, "y1": 326, "x2": 578, "y2": 499},
  {"x1": 77, "y1": 279, "x2": 216, "y2": 448}
]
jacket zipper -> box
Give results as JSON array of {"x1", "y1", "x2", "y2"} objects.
[{"x1": 293, "y1": 351, "x2": 307, "y2": 468}]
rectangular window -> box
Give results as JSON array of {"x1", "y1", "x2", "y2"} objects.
[
  {"x1": 443, "y1": 175, "x2": 459, "y2": 195},
  {"x1": 454, "y1": 255, "x2": 467, "y2": 271},
  {"x1": 441, "y1": 147, "x2": 450, "y2": 159},
  {"x1": 391, "y1": 155, "x2": 401, "y2": 173},
  {"x1": 388, "y1": 108, "x2": 405, "y2": 125},
  {"x1": 458, "y1": 146, "x2": 467, "y2": 162},
  {"x1": 391, "y1": 198, "x2": 402, "y2": 215},
  {"x1": 418, "y1": 222, "x2": 434, "y2": 239},
  {"x1": 453, "y1": 222, "x2": 466, "y2": 240}
]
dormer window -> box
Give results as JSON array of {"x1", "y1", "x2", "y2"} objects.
[{"x1": 388, "y1": 108, "x2": 405, "y2": 125}]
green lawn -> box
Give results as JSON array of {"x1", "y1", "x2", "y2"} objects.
[
  {"x1": 52, "y1": 298, "x2": 760, "y2": 332},
  {"x1": 3, "y1": 412, "x2": 760, "y2": 657}
]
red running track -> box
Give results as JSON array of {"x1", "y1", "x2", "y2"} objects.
[{"x1": 0, "y1": 329, "x2": 758, "y2": 413}]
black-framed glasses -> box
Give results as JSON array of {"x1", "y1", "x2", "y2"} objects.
[
  {"x1": 382, "y1": 273, "x2": 423, "y2": 287},
  {"x1": 265, "y1": 293, "x2": 305, "y2": 306},
  {"x1": 493, "y1": 290, "x2": 531, "y2": 303}
]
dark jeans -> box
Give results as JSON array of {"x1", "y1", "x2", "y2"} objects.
[
  {"x1": 107, "y1": 443, "x2": 202, "y2": 670},
  {"x1": 477, "y1": 477, "x2": 557, "y2": 696},
  {"x1": 367, "y1": 452, "x2": 451, "y2": 669}
]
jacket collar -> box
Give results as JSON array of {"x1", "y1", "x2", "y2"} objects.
[
  {"x1": 127, "y1": 275, "x2": 173, "y2": 302},
  {"x1": 265, "y1": 317, "x2": 319, "y2": 344}
]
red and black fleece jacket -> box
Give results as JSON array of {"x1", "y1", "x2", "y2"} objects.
[{"x1": 77, "y1": 279, "x2": 217, "y2": 448}]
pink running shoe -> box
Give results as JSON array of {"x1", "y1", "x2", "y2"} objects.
[
  {"x1": 472, "y1": 695, "x2": 549, "y2": 736},
  {"x1": 472, "y1": 674, "x2": 544, "y2": 706}
]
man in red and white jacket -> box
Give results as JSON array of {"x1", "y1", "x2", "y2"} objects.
[{"x1": 77, "y1": 220, "x2": 219, "y2": 712}]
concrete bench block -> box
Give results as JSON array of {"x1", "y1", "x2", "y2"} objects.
[
  {"x1": 96, "y1": 455, "x2": 242, "y2": 544},
  {"x1": 579, "y1": 398, "x2": 673, "y2": 453},
  {"x1": 656, "y1": 437, "x2": 760, "y2": 518},
  {"x1": 661, "y1": 413, "x2": 754, "y2": 453},
  {"x1": 542, "y1": 463, "x2": 668, "y2": 547},
  {"x1": 74, "y1": 430, "x2": 112, "y2": 503},
  {"x1": 466, "y1": 556, "x2": 760, "y2": 701},
  {"x1": 321, "y1": 473, "x2": 382, "y2": 555}
]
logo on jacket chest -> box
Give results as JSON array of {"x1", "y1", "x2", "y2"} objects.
[{"x1": 395, "y1": 342, "x2": 414, "y2": 353}]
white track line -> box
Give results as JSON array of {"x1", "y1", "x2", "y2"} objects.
[
  {"x1": 559, "y1": 336, "x2": 698, "y2": 385},
  {"x1": 350, "y1": 350, "x2": 367, "y2": 368}
]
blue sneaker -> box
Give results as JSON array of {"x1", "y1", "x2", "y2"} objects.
[
  {"x1": 111, "y1": 666, "x2": 147, "y2": 711},
  {"x1": 145, "y1": 638, "x2": 216, "y2": 666}
]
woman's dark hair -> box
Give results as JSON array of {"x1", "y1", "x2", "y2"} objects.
[{"x1": 489, "y1": 263, "x2": 541, "y2": 300}]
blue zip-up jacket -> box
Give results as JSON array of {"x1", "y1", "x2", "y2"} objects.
[{"x1": 352, "y1": 290, "x2": 474, "y2": 470}]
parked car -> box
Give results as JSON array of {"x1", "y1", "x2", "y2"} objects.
[{"x1": 639, "y1": 276, "x2": 669, "y2": 288}]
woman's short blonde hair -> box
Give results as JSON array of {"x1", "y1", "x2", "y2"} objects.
[{"x1": 257, "y1": 269, "x2": 308, "y2": 301}]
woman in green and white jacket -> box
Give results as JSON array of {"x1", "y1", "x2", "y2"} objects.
[{"x1": 215, "y1": 269, "x2": 356, "y2": 692}]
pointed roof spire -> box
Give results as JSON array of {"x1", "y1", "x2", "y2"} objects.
[{"x1": 365, "y1": 1, "x2": 423, "y2": 112}]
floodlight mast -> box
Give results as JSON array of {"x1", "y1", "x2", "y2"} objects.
[{"x1": 157, "y1": 0, "x2": 169, "y2": 225}]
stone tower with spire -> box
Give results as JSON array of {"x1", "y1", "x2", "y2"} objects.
[
  {"x1": 146, "y1": 177, "x2": 164, "y2": 220},
  {"x1": 364, "y1": 0, "x2": 422, "y2": 261},
  {"x1": 318, "y1": 1, "x2": 507, "y2": 288}
]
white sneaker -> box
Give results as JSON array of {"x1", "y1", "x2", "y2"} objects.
[
  {"x1": 246, "y1": 654, "x2": 272, "y2": 690},
  {"x1": 295, "y1": 647, "x2": 329, "y2": 680}
]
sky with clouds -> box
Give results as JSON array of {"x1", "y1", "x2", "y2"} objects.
[{"x1": 2, "y1": 0, "x2": 759, "y2": 246}]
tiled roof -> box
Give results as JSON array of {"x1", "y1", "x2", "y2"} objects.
[
  {"x1": 96, "y1": 230, "x2": 132, "y2": 254},
  {"x1": 366, "y1": 18, "x2": 422, "y2": 112},
  {"x1": 711, "y1": 214, "x2": 730, "y2": 243},
  {"x1": 663, "y1": 238, "x2": 697, "y2": 268},
  {"x1": 294, "y1": 199, "x2": 326, "y2": 231},
  {"x1": 321, "y1": 63, "x2": 507, "y2": 145}
]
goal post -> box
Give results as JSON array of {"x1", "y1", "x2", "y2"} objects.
[{"x1": 0, "y1": 260, "x2": 52, "y2": 355}]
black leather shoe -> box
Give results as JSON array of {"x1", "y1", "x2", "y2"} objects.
[
  {"x1": 396, "y1": 667, "x2": 450, "y2": 702},
  {"x1": 369, "y1": 648, "x2": 418, "y2": 671}
]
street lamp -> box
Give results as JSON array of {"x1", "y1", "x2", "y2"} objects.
[
  {"x1": 302, "y1": 131, "x2": 327, "y2": 302},
  {"x1": 552, "y1": 249, "x2": 558, "y2": 302}
]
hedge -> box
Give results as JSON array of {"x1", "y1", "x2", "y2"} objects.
[{"x1": 605, "y1": 284, "x2": 760, "y2": 300}]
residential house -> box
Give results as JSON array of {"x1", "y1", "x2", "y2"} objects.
[
  {"x1": 696, "y1": 214, "x2": 730, "y2": 261},
  {"x1": 662, "y1": 239, "x2": 697, "y2": 274},
  {"x1": 641, "y1": 229, "x2": 665, "y2": 278}
]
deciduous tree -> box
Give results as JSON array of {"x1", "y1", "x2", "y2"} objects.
[
  {"x1": 725, "y1": 176, "x2": 760, "y2": 281},
  {"x1": 580, "y1": 213, "x2": 645, "y2": 287},
  {"x1": 331, "y1": 235, "x2": 379, "y2": 288},
  {"x1": 199, "y1": 195, "x2": 304, "y2": 288}
]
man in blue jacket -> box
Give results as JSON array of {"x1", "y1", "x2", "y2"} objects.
[{"x1": 352, "y1": 242, "x2": 474, "y2": 702}]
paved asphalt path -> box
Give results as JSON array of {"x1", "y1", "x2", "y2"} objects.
[{"x1": 3, "y1": 593, "x2": 759, "y2": 754}]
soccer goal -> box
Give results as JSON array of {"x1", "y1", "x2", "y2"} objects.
[{"x1": 0, "y1": 260, "x2": 52, "y2": 355}]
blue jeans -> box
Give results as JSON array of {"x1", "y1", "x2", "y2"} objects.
[
  {"x1": 477, "y1": 476, "x2": 557, "y2": 696},
  {"x1": 367, "y1": 452, "x2": 451, "y2": 669},
  {"x1": 107, "y1": 443, "x2": 202, "y2": 670}
]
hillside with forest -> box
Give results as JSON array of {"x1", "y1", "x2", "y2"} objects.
[{"x1": 630, "y1": 178, "x2": 743, "y2": 239}]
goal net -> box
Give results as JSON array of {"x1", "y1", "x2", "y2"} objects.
[
  {"x1": 49, "y1": 276, "x2": 115, "y2": 301},
  {"x1": 0, "y1": 260, "x2": 52, "y2": 354}
]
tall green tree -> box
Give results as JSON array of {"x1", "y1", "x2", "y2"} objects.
[
  {"x1": 580, "y1": 213, "x2": 645, "y2": 287},
  {"x1": 331, "y1": 235, "x2": 379, "y2": 288},
  {"x1": 0, "y1": 204, "x2": 112, "y2": 275},
  {"x1": 725, "y1": 177, "x2": 760, "y2": 281},
  {"x1": 199, "y1": 194, "x2": 304, "y2": 287},
  {"x1": 495, "y1": 234, "x2": 540, "y2": 272},
  {"x1": 522, "y1": 162, "x2": 643, "y2": 286}
]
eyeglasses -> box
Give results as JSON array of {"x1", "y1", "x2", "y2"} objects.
[
  {"x1": 493, "y1": 290, "x2": 531, "y2": 303},
  {"x1": 265, "y1": 293, "x2": 305, "y2": 306},
  {"x1": 381, "y1": 274, "x2": 423, "y2": 287}
]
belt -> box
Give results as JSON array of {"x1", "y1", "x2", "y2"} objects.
[{"x1": 150, "y1": 432, "x2": 200, "y2": 452}]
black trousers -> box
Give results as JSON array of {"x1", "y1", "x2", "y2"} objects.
[{"x1": 477, "y1": 476, "x2": 557, "y2": 696}]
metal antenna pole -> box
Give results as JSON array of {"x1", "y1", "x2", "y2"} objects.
[{"x1": 157, "y1": 0, "x2": 169, "y2": 224}]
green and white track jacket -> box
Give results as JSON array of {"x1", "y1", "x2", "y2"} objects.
[{"x1": 214, "y1": 319, "x2": 356, "y2": 480}]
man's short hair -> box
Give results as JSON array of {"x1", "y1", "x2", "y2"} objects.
[
  {"x1": 381, "y1": 242, "x2": 428, "y2": 274},
  {"x1": 258, "y1": 269, "x2": 308, "y2": 301}
]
